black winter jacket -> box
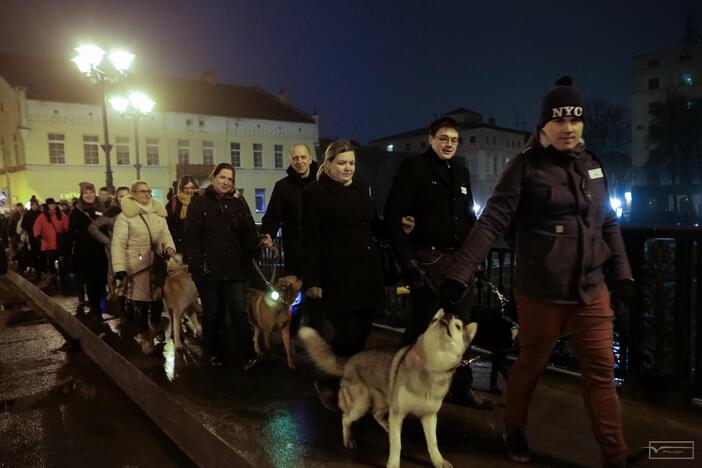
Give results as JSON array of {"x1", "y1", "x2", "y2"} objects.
[
  {"x1": 301, "y1": 173, "x2": 384, "y2": 311},
  {"x1": 384, "y1": 148, "x2": 476, "y2": 268},
  {"x1": 448, "y1": 137, "x2": 632, "y2": 304},
  {"x1": 69, "y1": 201, "x2": 107, "y2": 274},
  {"x1": 183, "y1": 185, "x2": 260, "y2": 282},
  {"x1": 260, "y1": 161, "x2": 318, "y2": 276}
]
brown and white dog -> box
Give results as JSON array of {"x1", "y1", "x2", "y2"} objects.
[
  {"x1": 162, "y1": 257, "x2": 202, "y2": 351},
  {"x1": 245, "y1": 275, "x2": 302, "y2": 369}
]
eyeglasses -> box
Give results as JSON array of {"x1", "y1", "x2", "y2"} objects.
[
  {"x1": 135, "y1": 189, "x2": 152, "y2": 195},
  {"x1": 437, "y1": 136, "x2": 459, "y2": 145}
]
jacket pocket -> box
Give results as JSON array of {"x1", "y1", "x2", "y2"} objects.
[{"x1": 587, "y1": 236, "x2": 612, "y2": 273}]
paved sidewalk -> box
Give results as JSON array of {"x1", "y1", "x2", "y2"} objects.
[{"x1": 7, "y1": 274, "x2": 702, "y2": 467}]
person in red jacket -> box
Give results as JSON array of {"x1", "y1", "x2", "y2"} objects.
[{"x1": 32, "y1": 198, "x2": 69, "y2": 283}]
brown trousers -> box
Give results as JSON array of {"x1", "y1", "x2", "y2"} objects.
[{"x1": 504, "y1": 286, "x2": 629, "y2": 464}]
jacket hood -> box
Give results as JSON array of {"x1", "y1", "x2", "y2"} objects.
[{"x1": 120, "y1": 195, "x2": 167, "y2": 218}]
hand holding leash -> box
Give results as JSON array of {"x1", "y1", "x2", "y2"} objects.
[
  {"x1": 306, "y1": 286, "x2": 323, "y2": 299},
  {"x1": 260, "y1": 234, "x2": 274, "y2": 249},
  {"x1": 403, "y1": 259, "x2": 427, "y2": 289}
]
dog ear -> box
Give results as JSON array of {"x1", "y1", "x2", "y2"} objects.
[
  {"x1": 432, "y1": 309, "x2": 445, "y2": 321},
  {"x1": 463, "y1": 322, "x2": 478, "y2": 342}
]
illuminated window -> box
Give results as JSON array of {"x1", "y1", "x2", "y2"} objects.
[
  {"x1": 146, "y1": 138, "x2": 159, "y2": 165},
  {"x1": 255, "y1": 188, "x2": 266, "y2": 213},
  {"x1": 83, "y1": 135, "x2": 99, "y2": 165},
  {"x1": 116, "y1": 136, "x2": 130, "y2": 165},
  {"x1": 386, "y1": 144, "x2": 394, "y2": 152},
  {"x1": 230, "y1": 142, "x2": 241, "y2": 167},
  {"x1": 274, "y1": 144, "x2": 284, "y2": 169},
  {"x1": 253, "y1": 143, "x2": 263, "y2": 168},
  {"x1": 48, "y1": 133, "x2": 65, "y2": 164},
  {"x1": 202, "y1": 141, "x2": 214, "y2": 166},
  {"x1": 178, "y1": 139, "x2": 190, "y2": 165}
]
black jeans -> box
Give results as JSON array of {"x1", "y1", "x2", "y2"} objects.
[
  {"x1": 195, "y1": 280, "x2": 255, "y2": 361},
  {"x1": 325, "y1": 306, "x2": 375, "y2": 358}
]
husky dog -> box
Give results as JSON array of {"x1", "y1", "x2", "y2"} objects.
[
  {"x1": 299, "y1": 310, "x2": 477, "y2": 468},
  {"x1": 162, "y1": 256, "x2": 202, "y2": 351},
  {"x1": 246, "y1": 275, "x2": 303, "y2": 369}
]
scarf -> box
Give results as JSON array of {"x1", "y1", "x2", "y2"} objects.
[{"x1": 176, "y1": 191, "x2": 192, "y2": 219}]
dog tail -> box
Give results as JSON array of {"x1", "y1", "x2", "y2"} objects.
[{"x1": 298, "y1": 327, "x2": 345, "y2": 376}]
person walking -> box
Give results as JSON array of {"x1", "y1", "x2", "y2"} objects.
[{"x1": 439, "y1": 76, "x2": 635, "y2": 467}]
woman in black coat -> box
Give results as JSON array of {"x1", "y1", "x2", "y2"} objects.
[
  {"x1": 69, "y1": 181, "x2": 108, "y2": 323},
  {"x1": 301, "y1": 140, "x2": 384, "y2": 406},
  {"x1": 166, "y1": 175, "x2": 198, "y2": 252},
  {"x1": 183, "y1": 163, "x2": 261, "y2": 368}
]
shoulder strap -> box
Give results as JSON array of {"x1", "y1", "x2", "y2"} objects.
[{"x1": 138, "y1": 213, "x2": 155, "y2": 248}]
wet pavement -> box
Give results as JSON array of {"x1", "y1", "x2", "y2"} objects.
[
  {"x1": 0, "y1": 279, "x2": 195, "y2": 468},
  {"x1": 5, "y1": 275, "x2": 702, "y2": 468}
]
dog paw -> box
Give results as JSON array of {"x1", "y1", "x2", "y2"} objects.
[
  {"x1": 287, "y1": 358, "x2": 296, "y2": 370},
  {"x1": 386, "y1": 461, "x2": 400, "y2": 468},
  {"x1": 343, "y1": 437, "x2": 357, "y2": 449}
]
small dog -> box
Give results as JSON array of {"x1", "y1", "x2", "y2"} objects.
[
  {"x1": 162, "y1": 257, "x2": 202, "y2": 351},
  {"x1": 299, "y1": 310, "x2": 477, "y2": 468},
  {"x1": 246, "y1": 275, "x2": 302, "y2": 369}
]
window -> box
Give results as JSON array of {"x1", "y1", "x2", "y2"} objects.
[
  {"x1": 405, "y1": 143, "x2": 411, "y2": 151},
  {"x1": 199, "y1": 119, "x2": 205, "y2": 127},
  {"x1": 682, "y1": 72, "x2": 694, "y2": 86},
  {"x1": 178, "y1": 139, "x2": 190, "y2": 165},
  {"x1": 83, "y1": 135, "x2": 99, "y2": 165},
  {"x1": 230, "y1": 142, "x2": 241, "y2": 167},
  {"x1": 146, "y1": 138, "x2": 159, "y2": 165},
  {"x1": 386, "y1": 144, "x2": 394, "y2": 152},
  {"x1": 648, "y1": 101, "x2": 660, "y2": 114},
  {"x1": 493, "y1": 136, "x2": 497, "y2": 145},
  {"x1": 186, "y1": 119, "x2": 192, "y2": 128},
  {"x1": 255, "y1": 188, "x2": 266, "y2": 213},
  {"x1": 421, "y1": 141, "x2": 427, "y2": 149},
  {"x1": 648, "y1": 58, "x2": 659, "y2": 67},
  {"x1": 202, "y1": 141, "x2": 214, "y2": 166},
  {"x1": 469, "y1": 135, "x2": 476, "y2": 144},
  {"x1": 274, "y1": 144, "x2": 284, "y2": 169},
  {"x1": 253, "y1": 143, "x2": 263, "y2": 168},
  {"x1": 48, "y1": 133, "x2": 65, "y2": 164},
  {"x1": 680, "y1": 53, "x2": 692, "y2": 62},
  {"x1": 116, "y1": 136, "x2": 130, "y2": 165}
]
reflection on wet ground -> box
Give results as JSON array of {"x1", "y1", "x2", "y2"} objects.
[
  {"x1": 8, "y1": 279, "x2": 702, "y2": 468},
  {"x1": 0, "y1": 283, "x2": 195, "y2": 468}
]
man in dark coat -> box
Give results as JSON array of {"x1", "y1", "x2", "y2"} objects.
[
  {"x1": 384, "y1": 116, "x2": 492, "y2": 409},
  {"x1": 439, "y1": 76, "x2": 634, "y2": 466},
  {"x1": 261, "y1": 143, "x2": 319, "y2": 332}
]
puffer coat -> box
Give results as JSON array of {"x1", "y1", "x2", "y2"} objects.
[{"x1": 111, "y1": 196, "x2": 175, "y2": 301}]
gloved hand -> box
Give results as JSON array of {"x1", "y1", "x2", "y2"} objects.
[
  {"x1": 403, "y1": 259, "x2": 427, "y2": 290},
  {"x1": 438, "y1": 278, "x2": 469, "y2": 313},
  {"x1": 612, "y1": 279, "x2": 635, "y2": 310},
  {"x1": 114, "y1": 271, "x2": 127, "y2": 282}
]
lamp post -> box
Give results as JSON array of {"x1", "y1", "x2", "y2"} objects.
[
  {"x1": 110, "y1": 92, "x2": 155, "y2": 180},
  {"x1": 72, "y1": 45, "x2": 134, "y2": 192}
]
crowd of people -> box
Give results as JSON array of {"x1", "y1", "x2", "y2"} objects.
[{"x1": 2, "y1": 76, "x2": 637, "y2": 467}]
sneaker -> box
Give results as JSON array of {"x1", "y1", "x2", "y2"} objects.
[
  {"x1": 243, "y1": 356, "x2": 264, "y2": 372},
  {"x1": 314, "y1": 379, "x2": 339, "y2": 412},
  {"x1": 503, "y1": 429, "x2": 532, "y2": 463}
]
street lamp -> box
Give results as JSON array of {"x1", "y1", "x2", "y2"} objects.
[
  {"x1": 109, "y1": 91, "x2": 155, "y2": 179},
  {"x1": 72, "y1": 45, "x2": 135, "y2": 192}
]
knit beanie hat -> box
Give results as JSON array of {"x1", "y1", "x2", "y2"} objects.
[
  {"x1": 538, "y1": 75, "x2": 584, "y2": 128},
  {"x1": 79, "y1": 181, "x2": 96, "y2": 194}
]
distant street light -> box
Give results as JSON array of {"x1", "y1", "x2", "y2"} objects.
[
  {"x1": 72, "y1": 45, "x2": 134, "y2": 192},
  {"x1": 110, "y1": 91, "x2": 155, "y2": 179}
]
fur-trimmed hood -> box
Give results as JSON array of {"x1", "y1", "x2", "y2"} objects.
[{"x1": 120, "y1": 195, "x2": 167, "y2": 218}]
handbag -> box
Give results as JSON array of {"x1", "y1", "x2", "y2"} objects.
[
  {"x1": 378, "y1": 239, "x2": 402, "y2": 286},
  {"x1": 138, "y1": 213, "x2": 168, "y2": 289}
]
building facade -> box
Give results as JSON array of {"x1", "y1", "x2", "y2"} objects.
[
  {"x1": 369, "y1": 108, "x2": 529, "y2": 207},
  {"x1": 0, "y1": 54, "x2": 319, "y2": 221}
]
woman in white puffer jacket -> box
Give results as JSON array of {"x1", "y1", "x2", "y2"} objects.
[{"x1": 112, "y1": 180, "x2": 176, "y2": 354}]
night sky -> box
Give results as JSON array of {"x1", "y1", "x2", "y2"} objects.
[{"x1": 2, "y1": 0, "x2": 700, "y2": 143}]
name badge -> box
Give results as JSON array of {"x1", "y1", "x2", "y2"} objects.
[
  {"x1": 555, "y1": 225, "x2": 564, "y2": 234},
  {"x1": 588, "y1": 168, "x2": 603, "y2": 179},
  {"x1": 95, "y1": 211, "x2": 103, "y2": 216},
  {"x1": 460, "y1": 186, "x2": 467, "y2": 195}
]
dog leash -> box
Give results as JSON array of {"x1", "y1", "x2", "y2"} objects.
[{"x1": 251, "y1": 242, "x2": 279, "y2": 291}]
